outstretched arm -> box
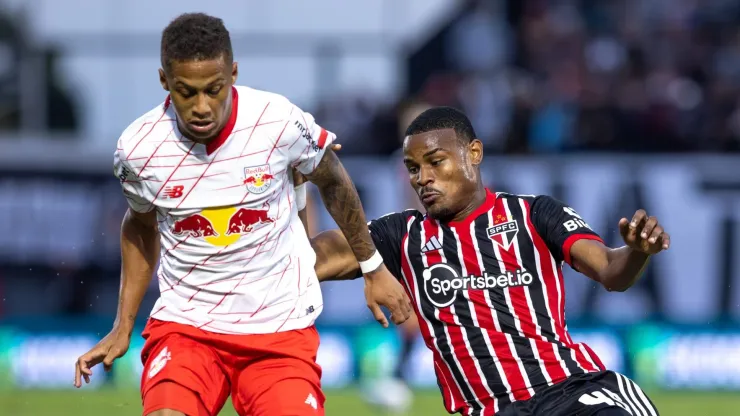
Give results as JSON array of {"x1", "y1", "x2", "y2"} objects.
[
  {"x1": 531, "y1": 196, "x2": 670, "y2": 293},
  {"x1": 570, "y1": 209, "x2": 670, "y2": 292},
  {"x1": 284, "y1": 103, "x2": 411, "y2": 326},
  {"x1": 312, "y1": 210, "x2": 412, "y2": 284},
  {"x1": 305, "y1": 149, "x2": 376, "y2": 260},
  {"x1": 311, "y1": 229, "x2": 361, "y2": 282},
  {"x1": 305, "y1": 150, "x2": 412, "y2": 326}
]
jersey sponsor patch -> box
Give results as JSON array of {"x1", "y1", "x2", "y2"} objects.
[
  {"x1": 561, "y1": 206, "x2": 593, "y2": 232},
  {"x1": 243, "y1": 165, "x2": 275, "y2": 194},
  {"x1": 171, "y1": 206, "x2": 274, "y2": 246},
  {"x1": 422, "y1": 262, "x2": 534, "y2": 308}
]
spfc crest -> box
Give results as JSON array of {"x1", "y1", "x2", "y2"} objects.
[
  {"x1": 243, "y1": 165, "x2": 274, "y2": 194},
  {"x1": 487, "y1": 220, "x2": 519, "y2": 249}
]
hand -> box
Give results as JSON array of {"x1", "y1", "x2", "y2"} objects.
[
  {"x1": 618, "y1": 209, "x2": 671, "y2": 255},
  {"x1": 293, "y1": 144, "x2": 342, "y2": 186},
  {"x1": 74, "y1": 328, "x2": 132, "y2": 388},
  {"x1": 363, "y1": 265, "x2": 414, "y2": 327}
]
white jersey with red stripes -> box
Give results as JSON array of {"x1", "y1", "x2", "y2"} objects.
[{"x1": 113, "y1": 85, "x2": 334, "y2": 334}]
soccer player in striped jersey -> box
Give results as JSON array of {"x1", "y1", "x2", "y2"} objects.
[{"x1": 308, "y1": 107, "x2": 666, "y2": 415}]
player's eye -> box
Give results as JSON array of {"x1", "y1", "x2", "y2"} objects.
[
  {"x1": 208, "y1": 86, "x2": 223, "y2": 96},
  {"x1": 177, "y1": 88, "x2": 194, "y2": 98},
  {"x1": 431, "y1": 159, "x2": 444, "y2": 166},
  {"x1": 406, "y1": 165, "x2": 418, "y2": 174}
]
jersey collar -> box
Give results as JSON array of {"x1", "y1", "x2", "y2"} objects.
[
  {"x1": 206, "y1": 86, "x2": 239, "y2": 155},
  {"x1": 165, "y1": 86, "x2": 239, "y2": 156},
  {"x1": 445, "y1": 188, "x2": 497, "y2": 227}
]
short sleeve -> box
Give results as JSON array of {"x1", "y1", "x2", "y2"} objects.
[
  {"x1": 281, "y1": 104, "x2": 337, "y2": 175},
  {"x1": 530, "y1": 195, "x2": 604, "y2": 267},
  {"x1": 113, "y1": 148, "x2": 153, "y2": 213},
  {"x1": 365, "y1": 211, "x2": 417, "y2": 280}
]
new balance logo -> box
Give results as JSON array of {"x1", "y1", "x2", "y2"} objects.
[
  {"x1": 421, "y1": 236, "x2": 443, "y2": 253},
  {"x1": 162, "y1": 185, "x2": 185, "y2": 199},
  {"x1": 304, "y1": 393, "x2": 318, "y2": 410}
]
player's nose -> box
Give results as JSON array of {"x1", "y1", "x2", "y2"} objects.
[
  {"x1": 416, "y1": 166, "x2": 435, "y2": 186},
  {"x1": 191, "y1": 94, "x2": 212, "y2": 118}
]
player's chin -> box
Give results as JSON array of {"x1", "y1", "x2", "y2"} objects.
[
  {"x1": 185, "y1": 125, "x2": 218, "y2": 141},
  {"x1": 425, "y1": 204, "x2": 450, "y2": 220}
]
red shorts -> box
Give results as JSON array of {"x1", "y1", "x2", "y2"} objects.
[{"x1": 139, "y1": 319, "x2": 324, "y2": 416}]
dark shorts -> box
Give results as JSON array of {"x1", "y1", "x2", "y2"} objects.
[{"x1": 496, "y1": 371, "x2": 660, "y2": 416}]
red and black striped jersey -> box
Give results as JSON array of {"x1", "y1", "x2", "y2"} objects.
[{"x1": 368, "y1": 189, "x2": 606, "y2": 415}]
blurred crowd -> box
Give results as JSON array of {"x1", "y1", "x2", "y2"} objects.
[
  {"x1": 1, "y1": 0, "x2": 737, "y2": 322},
  {"x1": 320, "y1": 0, "x2": 740, "y2": 155},
  {"x1": 4, "y1": 0, "x2": 740, "y2": 153},
  {"x1": 0, "y1": 8, "x2": 79, "y2": 132}
]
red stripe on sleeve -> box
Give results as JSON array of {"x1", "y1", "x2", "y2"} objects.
[
  {"x1": 562, "y1": 234, "x2": 604, "y2": 266},
  {"x1": 317, "y1": 128, "x2": 329, "y2": 149}
]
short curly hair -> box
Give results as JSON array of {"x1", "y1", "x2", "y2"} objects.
[
  {"x1": 161, "y1": 13, "x2": 233, "y2": 71},
  {"x1": 405, "y1": 106, "x2": 476, "y2": 144}
]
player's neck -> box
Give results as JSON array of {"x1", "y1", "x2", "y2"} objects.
[
  {"x1": 450, "y1": 186, "x2": 487, "y2": 223},
  {"x1": 182, "y1": 130, "x2": 217, "y2": 146}
]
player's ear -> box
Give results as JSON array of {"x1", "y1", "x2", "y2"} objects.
[
  {"x1": 468, "y1": 139, "x2": 483, "y2": 166},
  {"x1": 158, "y1": 68, "x2": 169, "y2": 91},
  {"x1": 231, "y1": 62, "x2": 238, "y2": 85}
]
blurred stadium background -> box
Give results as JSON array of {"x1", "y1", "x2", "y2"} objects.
[{"x1": 1, "y1": 0, "x2": 740, "y2": 414}]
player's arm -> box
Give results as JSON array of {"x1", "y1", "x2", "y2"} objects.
[
  {"x1": 111, "y1": 152, "x2": 161, "y2": 335},
  {"x1": 292, "y1": 144, "x2": 341, "y2": 237},
  {"x1": 305, "y1": 150, "x2": 378, "y2": 262},
  {"x1": 284, "y1": 103, "x2": 411, "y2": 326},
  {"x1": 306, "y1": 151, "x2": 414, "y2": 326},
  {"x1": 75, "y1": 152, "x2": 159, "y2": 388},
  {"x1": 531, "y1": 196, "x2": 670, "y2": 292},
  {"x1": 311, "y1": 229, "x2": 362, "y2": 281},
  {"x1": 312, "y1": 211, "x2": 409, "y2": 283},
  {"x1": 116, "y1": 208, "x2": 160, "y2": 334},
  {"x1": 306, "y1": 150, "x2": 412, "y2": 327},
  {"x1": 570, "y1": 210, "x2": 670, "y2": 292}
]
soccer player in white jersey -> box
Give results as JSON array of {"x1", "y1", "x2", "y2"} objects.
[{"x1": 72, "y1": 13, "x2": 412, "y2": 416}]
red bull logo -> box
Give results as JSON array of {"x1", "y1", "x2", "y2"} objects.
[
  {"x1": 172, "y1": 206, "x2": 274, "y2": 246},
  {"x1": 243, "y1": 164, "x2": 274, "y2": 194},
  {"x1": 172, "y1": 214, "x2": 219, "y2": 238},
  {"x1": 226, "y1": 208, "x2": 274, "y2": 235}
]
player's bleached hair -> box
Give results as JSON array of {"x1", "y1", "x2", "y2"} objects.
[
  {"x1": 404, "y1": 106, "x2": 477, "y2": 144},
  {"x1": 161, "y1": 13, "x2": 233, "y2": 71}
]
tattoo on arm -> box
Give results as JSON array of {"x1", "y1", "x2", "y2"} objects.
[{"x1": 306, "y1": 150, "x2": 376, "y2": 261}]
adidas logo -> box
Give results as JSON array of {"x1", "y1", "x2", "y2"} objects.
[{"x1": 421, "y1": 236, "x2": 443, "y2": 253}]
